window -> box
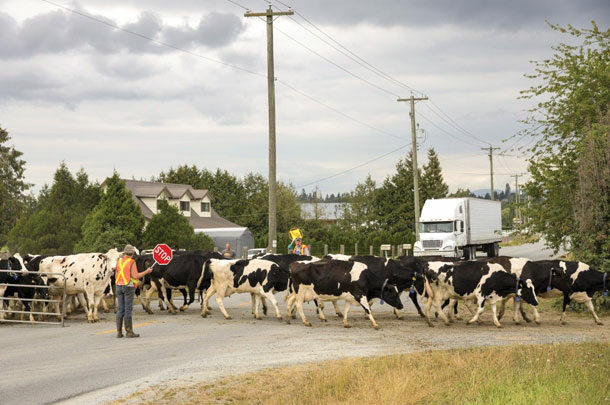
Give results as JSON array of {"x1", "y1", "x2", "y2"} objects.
[
  {"x1": 420, "y1": 221, "x2": 454, "y2": 233},
  {"x1": 201, "y1": 202, "x2": 210, "y2": 212},
  {"x1": 180, "y1": 201, "x2": 190, "y2": 212}
]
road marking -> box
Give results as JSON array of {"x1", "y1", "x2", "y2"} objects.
[
  {"x1": 238, "y1": 302, "x2": 251, "y2": 307},
  {"x1": 96, "y1": 321, "x2": 157, "y2": 335}
]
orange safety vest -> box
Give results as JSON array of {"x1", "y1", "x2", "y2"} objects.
[
  {"x1": 116, "y1": 257, "x2": 139, "y2": 288},
  {"x1": 292, "y1": 244, "x2": 309, "y2": 255}
]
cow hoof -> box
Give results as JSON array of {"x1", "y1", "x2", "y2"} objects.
[
  {"x1": 319, "y1": 318, "x2": 327, "y2": 322},
  {"x1": 427, "y1": 323, "x2": 435, "y2": 328},
  {"x1": 596, "y1": 321, "x2": 604, "y2": 326},
  {"x1": 201, "y1": 313, "x2": 208, "y2": 318},
  {"x1": 495, "y1": 324, "x2": 504, "y2": 329},
  {"x1": 343, "y1": 324, "x2": 351, "y2": 329},
  {"x1": 560, "y1": 321, "x2": 567, "y2": 325},
  {"x1": 224, "y1": 316, "x2": 232, "y2": 320},
  {"x1": 179, "y1": 306, "x2": 188, "y2": 312},
  {"x1": 455, "y1": 315, "x2": 463, "y2": 320},
  {"x1": 276, "y1": 316, "x2": 282, "y2": 321},
  {"x1": 255, "y1": 315, "x2": 262, "y2": 320},
  {"x1": 291, "y1": 314, "x2": 296, "y2": 319},
  {"x1": 262, "y1": 307, "x2": 268, "y2": 316},
  {"x1": 303, "y1": 321, "x2": 312, "y2": 327},
  {"x1": 514, "y1": 321, "x2": 521, "y2": 325},
  {"x1": 336, "y1": 313, "x2": 343, "y2": 318},
  {"x1": 395, "y1": 315, "x2": 404, "y2": 320}
]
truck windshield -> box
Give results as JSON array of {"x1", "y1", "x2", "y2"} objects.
[{"x1": 420, "y1": 222, "x2": 453, "y2": 233}]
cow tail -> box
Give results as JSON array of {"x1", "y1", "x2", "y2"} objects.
[{"x1": 284, "y1": 278, "x2": 293, "y2": 302}]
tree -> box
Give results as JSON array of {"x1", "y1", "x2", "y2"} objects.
[
  {"x1": 142, "y1": 199, "x2": 214, "y2": 250},
  {"x1": 8, "y1": 163, "x2": 100, "y2": 254},
  {"x1": 420, "y1": 148, "x2": 448, "y2": 202},
  {"x1": 0, "y1": 126, "x2": 30, "y2": 246},
  {"x1": 521, "y1": 22, "x2": 609, "y2": 254},
  {"x1": 341, "y1": 174, "x2": 377, "y2": 231},
  {"x1": 374, "y1": 153, "x2": 418, "y2": 243},
  {"x1": 76, "y1": 173, "x2": 145, "y2": 252},
  {"x1": 448, "y1": 188, "x2": 476, "y2": 198}
]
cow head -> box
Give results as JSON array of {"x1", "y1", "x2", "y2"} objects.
[
  {"x1": 380, "y1": 279, "x2": 404, "y2": 310},
  {"x1": 518, "y1": 279, "x2": 538, "y2": 306},
  {"x1": 22, "y1": 273, "x2": 49, "y2": 299},
  {"x1": 105, "y1": 248, "x2": 121, "y2": 271},
  {"x1": 390, "y1": 257, "x2": 427, "y2": 294}
]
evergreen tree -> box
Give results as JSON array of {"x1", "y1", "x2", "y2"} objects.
[
  {"x1": 341, "y1": 174, "x2": 377, "y2": 231},
  {"x1": 142, "y1": 199, "x2": 214, "y2": 250},
  {"x1": 0, "y1": 126, "x2": 30, "y2": 246},
  {"x1": 76, "y1": 173, "x2": 145, "y2": 252},
  {"x1": 420, "y1": 148, "x2": 449, "y2": 202},
  {"x1": 8, "y1": 163, "x2": 100, "y2": 254}
]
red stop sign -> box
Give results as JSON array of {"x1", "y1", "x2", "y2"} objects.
[{"x1": 153, "y1": 244, "x2": 173, "y2": 265}]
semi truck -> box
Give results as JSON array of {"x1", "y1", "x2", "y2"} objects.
[{"x1": 413, "y1": 197, "x2": 502, "y2": 259}]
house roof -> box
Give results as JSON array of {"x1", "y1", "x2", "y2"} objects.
[{"x1": 113, "y1": 178, "x2": 242, "y2": 229}]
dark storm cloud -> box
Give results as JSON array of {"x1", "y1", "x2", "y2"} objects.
[{"x1": 0, "y1": 6, "x2": 245, "y2": 58}]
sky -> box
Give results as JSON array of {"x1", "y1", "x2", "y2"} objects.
[{"x1": 1, "y1": 0, "x2": 608, "y2": 196}]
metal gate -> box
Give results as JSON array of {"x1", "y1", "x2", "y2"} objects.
[{"x1": 0, "y1": 270, "x2": 67, "y2": 326}]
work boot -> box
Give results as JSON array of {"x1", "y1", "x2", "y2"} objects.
[
  {"x1": 116, "y1": 316, "x2": 124, "y2": 338},
  {"x1": 125, "y1": 318, "x2": 140, "y2": 338}
]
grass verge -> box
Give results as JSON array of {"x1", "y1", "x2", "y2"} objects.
[
  {"x1": 123, "y1": 341, "x2": 609, "y2": 405},
  {"x1": 500, "y1": 233, "x2": 540, "y2": 247}
]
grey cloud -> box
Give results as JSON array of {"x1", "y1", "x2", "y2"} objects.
[{"x1": 0, "y1": 6, "x2": 245, "y2": 58}]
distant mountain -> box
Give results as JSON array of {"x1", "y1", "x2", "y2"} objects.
[{"x1": 471, "y1": 188, "x2": 502, "y2": 197}]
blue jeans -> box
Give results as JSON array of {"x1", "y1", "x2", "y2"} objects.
[{"x1": 116, "y1": 285, "x2": 135, "y2": 320}]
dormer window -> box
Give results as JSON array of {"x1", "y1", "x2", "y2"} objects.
[
  {"x1": 201, "y1": 202, "x2": 210, "y2": 213},
  {"x1": 180, "y1": 201, "x2": 190, "y2": 212}
]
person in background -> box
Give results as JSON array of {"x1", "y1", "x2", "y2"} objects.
[
  {"x1": 291, "y1": 238, "x2": 310, "y2": 256},
  {"x1": 222, "y1": 242, "x2": 236, "y2": 259},
  {"x1": 115, "y1": 244, "x2": 152, "y2": 338}
]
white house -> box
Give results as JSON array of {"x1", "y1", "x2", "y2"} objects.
[{"x1": 102, "y1": 179, "x2": 255, "y2": 251}]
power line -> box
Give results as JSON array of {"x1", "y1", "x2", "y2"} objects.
[
  {"x1": 421, "y1": 101, "x2": 489, "y2": 146},
  {"x1": 296, "y1": 143, "x2": 409, "y2": 188},
  {"x1": 416, "y1": 111, "x2": 482, "y2": 147},
  {"x1": 425, "y1": 99, "x2": 491, "y2": 145}
]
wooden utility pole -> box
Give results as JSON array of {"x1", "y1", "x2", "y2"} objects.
[
  {"x1": 481, "y1": 146, "x2": 500, "y2": 200},
  {"x1": 510, "y1": 173, "x2": 526, "y2": 223},
  {"x1": 397, "y1": 95, "x2": 428, "y2": 240},
  {"x1": 245, "y1": 5, "x2": 293, "y2": 252}
]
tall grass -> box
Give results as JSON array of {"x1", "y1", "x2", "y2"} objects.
[{"x1": 127, "y1": 342, "x2": 609, "y2": 405}]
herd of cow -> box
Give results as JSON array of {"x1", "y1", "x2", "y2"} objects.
[{"x1": 0, "y1": 249, "x2": 608, "y2": 329}]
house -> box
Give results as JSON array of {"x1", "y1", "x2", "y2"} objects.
[{"x1": 107, "y1": 179, "x2": 255, "y2": 252}]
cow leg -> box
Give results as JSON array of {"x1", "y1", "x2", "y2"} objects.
[
  {"x1": 143, "y1": 285, "x2": 155, "y2": 314},
  {"x1": 84, "y1": 289, "x2": 96, "y2": 323},
  {"x1": 252, "y1": 295, "x2": 262, "y2": 320},
  {"x1": 318, "y1": 300, "x2": 328, "y2": 322},
  {"x1": 331, "y1": 300, "x2": 343, "y2": 318},
  {"x1": 497, "y1": 298, "x2": 506, "y2": 320},
  {"x1": 342, "y1": 301, "x2": 351, "y2": 328},
  {"x1": 532, "y1": 306, "x2": 541, "y2": 324},
  {"x1": 77, "y1": 294, "x2": 88, "y2": 314},
  {"x1": 201, "y1": 285, "x2": 216, "y2": 317},
  {"x1": 467, "y1": 297, "x2": 486, "y2": 325},
  {"x1": 93, "y1": 293, "x2": 102, "y2": 322},
  {"x1": 584, "y1": 298, "x2": 603, "y2": 325},
  {"x1": 215, "y1": 288, "x2": 231, "y2": 320},
  {"x1": 101, "y1": 294, "x2": 109, "y2": 313},
  {"x1": 179, "y1": 288, "x2": 189, "y2": 311},
  {"x1": 491, "y1": 300, "x2": 503, "y2": 328},
  {"x1": 358, "y1": 297, "x2": 380, "y2": 330},
  {"x1": 285, "y1": 293, "x2": 296, "y2": 323},
  {"x1": 295, "y1": 288, "x2": 311, "y2": 327},
  {"x1": 163, "y1": 285, "x2": 177, "y2": 314},
  {"x1": 436, "y1": 298, "x2": 451, "y2": 326},
  {"x1": 261, "y1": 297, "x2": 268, "y2": 316},
  {"x1": 560, "y1": 293, "x2": 571, "y2": 325},
  {"x1": 409, "y1": 290, "x2": 425, "y2": 318},
  {"x1": 512, "y1": 297, "x2": 521, "y2": 325},
  {"x1": 250, "y1": 293, "x2": 257, "y2": 315},
  {"x1": 520, "y1": 303, "x2": 533, "y2": 323},
  {"x1": 424, "y1": 295, "x2": 435, "y2": 327}
]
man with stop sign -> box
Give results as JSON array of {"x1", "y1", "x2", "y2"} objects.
[{"x1": 115, "y1": 244, "x2": 153, "y2": 338}]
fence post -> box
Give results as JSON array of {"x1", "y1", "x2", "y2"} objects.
[
  {"x1": 242, "y1": 246, "x2": 248, "y2": 259},
  {"x1": 354, "y1": 243, "x2": 358, "y2": 256},
  {"x1": 324, "y1": 244, "x2": 328, "y2": 256},
  {"x1": 391, "y1": 245, "x2": 396, "y2": 258},
  {"x1": 213, "y1": 246, "x2": 219, "y2": 253},
  {"x1": 369, "y1": 245, "x2": 373, "y2": 255},
  {"x1": 340, "y1": 244, "x2": 345, "y2": 255}
]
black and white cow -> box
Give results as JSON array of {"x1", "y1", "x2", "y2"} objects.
[
  {"x1": 423, "y1": 260, "x2": 538, "y2": 328},
  {"x1": 352, "y1": 255, "x2": 426, "y2": 320},
  {"x1": 286, "y1": 259, "x2": 403, "y2": 329},
  {"x1": 532, "y1": 260, "x2": 608, "y2": 325},
  {"x1": 1, "y1": 272, "x2": 49, "y2": 322},
  {"x1": 37, "y1": 249, "x2": 121, "y2": 322},
  {"x1": 201, "y1": 258, "x2": 289, "y2": 320},
  {"x1": 150, "y1": 251, "x2": 221, "y2": 314}
]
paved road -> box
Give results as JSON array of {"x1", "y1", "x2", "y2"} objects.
[
  {"x1": 0, "y1": 242, "x2": 588, "y2": 405},
  {"x1": 499, "y1": 238, "x2": 566, "y2": 260}
]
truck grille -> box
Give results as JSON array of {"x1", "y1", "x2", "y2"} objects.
[{"x1": 422, "y1": 240, "x2": 442, "y2": 249}]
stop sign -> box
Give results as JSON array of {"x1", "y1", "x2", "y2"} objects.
[{"x1": 153, "y1": 243, "x2": 173, "y2": 265}]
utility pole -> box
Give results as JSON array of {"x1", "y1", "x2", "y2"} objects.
[
  {"x1": 510, "y1": 173, "x2": 526, "y2": 223},
  {"x1": 397, "y1": 94, "x2": 428, "y2": 240},
  {"x1": 481, "y1": 146, "x2": 500, "y2": 200},
  {"x1": 245, "y1": 5, "x2": 293, "y2": 253}
]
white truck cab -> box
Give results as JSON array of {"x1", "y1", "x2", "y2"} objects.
[{"x1": 414, "y1": 197, "x2": 501, "y2": 259}]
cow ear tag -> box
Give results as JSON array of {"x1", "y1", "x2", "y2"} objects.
[
  {"x1": 379, "y1": 299, "x2": 384, "y2": 305},
  {"x1": 410, "y1": 287, "x2": 415, "y2": 294},
  {"x1": 604, "y1": 291, "x2": 608, "y2": 296},
  {"x1": 547, "y1": 286, "x2": 552, "y2": 291},
  {"x1": 515, "y1": 297, "x2": 521, "y2": 302}
]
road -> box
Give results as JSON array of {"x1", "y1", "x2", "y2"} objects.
[
  {"x1": 0, "y1": 241, "x2": 597, "y2": 405},
  {"x1": 499, "y1": 238, "x2": 566, "y2": 260}
]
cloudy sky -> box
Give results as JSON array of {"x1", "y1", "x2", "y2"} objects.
[{"x1": 1, "y1": 0, "x2": 608, "y2": 196}]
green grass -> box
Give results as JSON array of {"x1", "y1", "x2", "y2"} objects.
[
  {"x1": 500, "y1": 233, "x2": 540, "y2": 247},
  {"x1": 125, "y1": 341, "x2": 610, "y2": 405}
]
